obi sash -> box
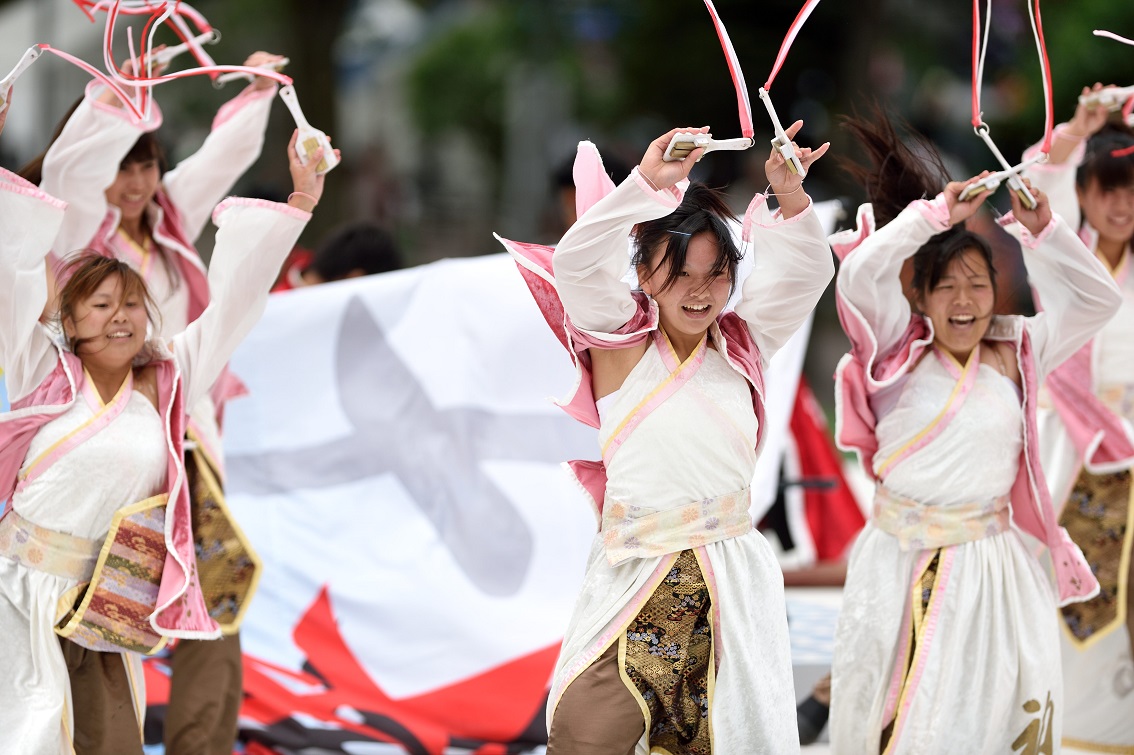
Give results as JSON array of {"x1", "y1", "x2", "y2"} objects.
[
  {"x1": 0, "y1": 508, "x2": 102, "y2": 581},
  {"x1": 599, "y1": 330, "x2": 753, "y2": 565},
  {"x1": 872, "y1": 486, "x2": 1011, "y2": 551},
  {"x1": 602, "y1": 486, "x2": 753, "y2": 565}
]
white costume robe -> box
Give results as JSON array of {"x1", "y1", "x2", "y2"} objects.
[
  {"x1": 548, "y1": 170, "x2": 834, "y2": 753},
  {"x1": 1027, "y1": 138, "x2": 1134, "y2": 753},
  {"x1": 829, "y1": 198, "x2": 1121, "y2": 754},
  {"x1": 0, "y1": 167, "x2": 308, "y2": 753}
]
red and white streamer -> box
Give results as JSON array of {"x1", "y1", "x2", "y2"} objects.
[
  {"x1": 702, "y1": 0, "x2": 754, "y2": 139},
  {"x1": 764, "y1": 0, "x2": 822, "y2": 92},
  {"x1": 971, "y1": 0, "x2": 1054, "y2": 153}
]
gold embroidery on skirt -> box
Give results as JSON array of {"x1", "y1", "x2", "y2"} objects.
[
  {"x1": 881, "y1": 550, "x2": 941, "y2": 753},
  {"x1": 620, "y1": 549, "x2": 713, "y2": 755},
  {"x1": 186, "y1": 447, "x2": 262, "y2": 634},
  {"x1": 1011, "y1": 692, "x2": 1055, "y2": 755},
  {"x1": 1059, "y1": 469, "x2": 1133, "y2": 646}
]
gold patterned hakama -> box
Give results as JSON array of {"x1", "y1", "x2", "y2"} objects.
[
  {"x1": 1059, "y1": 469, "x2": 1133, "y2": 647},
  {"x1": 621, "y1": 549, "x2": 714, "y2": 755}
]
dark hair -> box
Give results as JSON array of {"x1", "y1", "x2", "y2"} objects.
[
  {"x1": 18, "y1": 98, "x2": 168, "y2": 185},
  {"x1": 56, "y1": 253, "x2": 161, "y2": 359},
  {"x1": 840, "y1": 106, "x2": 997, "y2": 298},
  {"x1": 1076, "y1": 122, "x2": 1134, "y2": 193},
  {"x1": 631, "y1": 182, "x2": 742, "y2": 296},
  {"x1": 308, "y1": 222, "x2": 404, "y2": 281},
  {"x1": 120, "y1": 132, "x2": 168, "y2": 175}
]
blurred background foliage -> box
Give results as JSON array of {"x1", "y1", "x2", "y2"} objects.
[{"x1": 1, "y1": 0, "x2": 1131, "y2": 396}]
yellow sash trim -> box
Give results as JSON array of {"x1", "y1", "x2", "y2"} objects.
[
  {"x1": 1062, "y1": 737, "x2": 1134, "y2": 754},
  {"x1": 53, "y1": 493, "x2": 170, "y2": 655},
  {"x1": 876, "y1": 346, "x2": 978, "y2": 478},
  {"x1": 20, "y1": 371, "x2": 133, "y2": 482},
  {"x1": 116, "y1": 227, "x2": 154, "y2": 277},
  {"x1": 600, "y1": 332, "x2": 707, "y2": 459}
]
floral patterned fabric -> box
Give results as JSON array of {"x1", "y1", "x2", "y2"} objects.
[
  {"x1": 872, "y1": 486, "x2": 1011, "y2": 552},
  {"x1": 1059, "y1": 469, "x2": 1132, "y2": 644},
  {"x1": 602, "y1": 487, "x2": 751, "y2": 566},
  {"x1": 623, "y1": 549, "x2": 713, "y2": 755}
]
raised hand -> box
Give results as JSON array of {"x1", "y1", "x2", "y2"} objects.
[
  {"x1": 638, "y1": 127, "x2": 708, "y2": 192},
  {"x1": 1068, "y1": 83, "x2": 1113, "y2": 140},
  {"x1": 763, "y1": 120, "x2": 828, "y2": 218},
  {"x1": 287, "y1": 129, "x2": 338, "y2": 211},
  {"x1": 944, "y1": 172, "x2": 994, "y2": 225},
  {"x1": 1008, "y1": 177, "x2": 1052, "y2": 237},
  {"x1": 243, "y1": 51, "x2": 287, "y2": 91}
]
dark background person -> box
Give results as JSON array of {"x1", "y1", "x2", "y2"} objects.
[{"x1": 273, "y1": 221, "x2": 404, "y2": 291}]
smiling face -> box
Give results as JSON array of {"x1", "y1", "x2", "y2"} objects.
[
  {"x1": 105, "y1": 156, "x2": 161, "y2": 227},
  {"x1": 639, "y1": 232, "x2": 733, "y2": 345},
  {"x1": 62, "y1": 272, "x2": 151, "y2": 371},
  {"x1": 916, "y1": 248, "x2": 996, "y2": 364},
  {"x1": 1078, "y1": 176, "x2": 1134, "y2": 250}
]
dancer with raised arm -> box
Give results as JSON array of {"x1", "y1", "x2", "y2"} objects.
[
  {"x1": 829, "y1": 113, "x2": 1121, "y2": 754},
  {"x1": 26, "y1": 49, "x2": 287, "y2": 753},
  {"x1": 502, "y1": 120, "x2": 833, "y2": 753},
  {"x1": 0, "y1": 113, "x2": 325, "y2": 754},
  {"x1": 1022, "y1": 85, "x2": 1134, "y2": 753}
]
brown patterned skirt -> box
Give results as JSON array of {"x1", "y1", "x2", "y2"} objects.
[
  {"x1": 621, "y1": 548, "x2": 714, "y2": 755},
  {"x1": 1059, "y1": 469, "x2": 1133, "y2": 646}
]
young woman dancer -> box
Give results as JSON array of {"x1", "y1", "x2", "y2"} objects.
[
  {"x1": 1023, "y1": 86, "x2": 1134, "y2": 753},
  {"x1": 32, "y1": 52, "x2": 285, "y2": 752},
  {"x1": 0, "y1": 99, "x2": 325, "y2": 755},
  {"x1": 505, "y1": 122, "x2": 833, "y2": 753},
  {"x1": 828, "y1": 115, "x2": 1121, "y2": 754}
]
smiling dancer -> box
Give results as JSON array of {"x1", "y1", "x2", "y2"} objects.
[
  {"x1": 503, "y1": 121, "x2": 833, "y2": 753},
  {"x1": 1022, "y1": 85, "x2": 1134, "y2": 753},
  {"x1": 27, "y1": 50, "x2": 286, "y2": 754},
  {"x1": 828, "y1": 113, "x2": 1120, "y2": 754},
  {"x1": 0, "y1": 82, "x2": 323, "y2": 755}
]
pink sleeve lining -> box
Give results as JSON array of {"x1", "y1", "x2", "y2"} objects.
[
  {"x1": 997, "y1": 212, "x2": 1059, "y2": 249},
  {"x1": 211, "y1": 196, "x2": 312, "y2": 225},
  {"x1": 913, "y1": 194, "x2": 951, "y2": 231},
  {"x1": 631, "y1": 168, "x2": 685, "y2": 208},
  {"x1": 0, "y1": 168, "x2": 67, "y2": 209},
  {"x1": 212, "y1": 83, "x2": 277, "y2": 130},
  {"x1": 84, "y1": 80, "x2": 164, "y2": 130}
]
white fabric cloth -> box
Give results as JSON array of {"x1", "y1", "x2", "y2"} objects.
[
  {"x1": 555, "y1": 337, "x2": 798, "y2": 754},
  {"x1": 873, "y1": 359, "x2": 1024, "y2": 503},
  {"x1": 0, "y1": 389, "x2": 166, "y2": 754},
  {"x1": 828, "y1": 199, "x2": 1123, "y2": 754},
  {"x1": 548, "y1": 172, "x2": 833, "y2": 753},
  {"x1": 0, "y1": 172, "x2": 310, "y2": 752},
  {"x1": 832, "y1": 353, "x2": 1061, "y2": 753},
  {"x1": 1026, "y1": 142, "x2": 1134, "y2": 751}
]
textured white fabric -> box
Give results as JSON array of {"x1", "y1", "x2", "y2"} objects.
[
  {"x1": 832, "y1": 359, "x2": 1061, "y2": 753},
  {"x1": 831, "y1": 525, "x2": 1061, "y2": 754},
  {"x1": 1026, "y1": 140, "x2": 1134, "y2": 749},
  {"x1": 1094, "y1": 263, "x2": 1134, "y2": 388},
  {"x1": 15, "y1": 389, "x2": 167, "y2": 537},
  {"x1": 873, "y1": 359, "x2": 1023, "y2": 503},
  {"x1": 553, "y1": 333, "x2": 797, "y2": 754},
  {"x1": 1, "y1": 390, "x2": 166, "y2": 754},
  {"x1": 601, "y1": 339, "x2": 757, "y2": 508}
]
